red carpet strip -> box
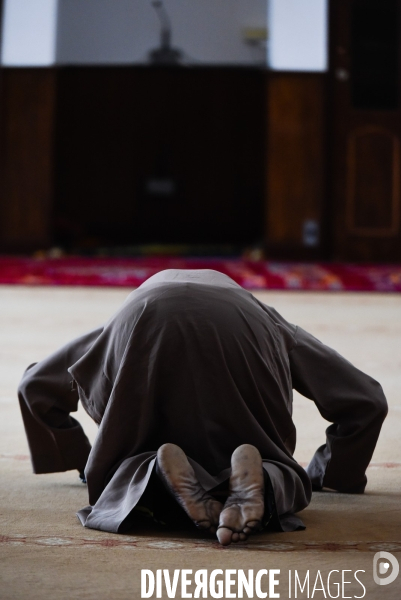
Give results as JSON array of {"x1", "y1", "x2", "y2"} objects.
[{"x1": 0, "y1": 257, "x2": 401, "y2": 291}]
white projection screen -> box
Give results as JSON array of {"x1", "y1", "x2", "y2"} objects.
[
  {"x1": 1, "y1": 0, "x2": 58, "y2": 66},
  {"x1": 268, "y1": 0, "x2": 329, "y2": 71}
]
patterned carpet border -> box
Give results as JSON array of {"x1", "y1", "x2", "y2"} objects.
[
  {"x1": 2, "y1": 454, "x2": 400, "y2": 469},
  {"x1": 1, "y1": 534, "x2": 400, "y2": 553},
  {"x1": 1, "y1": 257, "x2": 401, "y2": 292}
]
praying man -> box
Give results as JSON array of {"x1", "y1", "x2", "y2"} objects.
[{"x1": 18, "y1": 270, "x2": 388, "y2": 546}]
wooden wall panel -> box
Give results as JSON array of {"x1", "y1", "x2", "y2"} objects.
[
  {"x1": 0, "y1": 69, "x2": 56, "y2": 251},
  {"x1": 329, "y1": 0, "x2": 401, "y2": 262},
  {"x1": 347, "y1": 127, "x2": 400, "y2": 234},
  {"x1": 265, "y1": 73, "x2": 327, "y2": 258}
]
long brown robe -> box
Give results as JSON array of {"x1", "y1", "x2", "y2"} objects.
[{"x1": 18, "y1": 269, "x2": 388, "y2": 533}]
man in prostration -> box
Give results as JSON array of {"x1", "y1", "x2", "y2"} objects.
[{"x1": 18, "y1": 270, "x2": 388, "y2": 546}]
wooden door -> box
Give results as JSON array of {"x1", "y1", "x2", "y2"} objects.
[{"x1": 329, "y1": 0, "x2": 401, "y2": 261}]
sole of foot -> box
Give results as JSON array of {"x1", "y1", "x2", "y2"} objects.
[
  {"x1": 156, "y1": 443, "x2": 223, "y2": 534},
  {"x1": 217, "y1": 444, "x2": 265, "y2": 546}
]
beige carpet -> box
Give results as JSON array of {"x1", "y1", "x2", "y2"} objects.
[{"x1": 0, "y1": 286, "x2": 400, "y2": 599}]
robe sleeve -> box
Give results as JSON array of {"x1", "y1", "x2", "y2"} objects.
[
  {"x1": 18, "y1": 328, "x2": 102, "y2": 474},
  {"x1": 289, "y1": 326, "x2": 388, "y2": 493}
]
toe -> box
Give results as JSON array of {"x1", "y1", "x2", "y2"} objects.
[
  {"x1": 196, "y1": 520, "x2": 211, "y2": 530},
  {"x1": 239, "y1": 533, "x2": 247, "y2": 541},
  {"x1": 232, "y1": 532, "x2": 240, "y2": 543},
  {"x1": 216, "y1": 527, "x2": 233, "y2": 546},
  {"x1": 245, "y1": 520, "x2": 262, "y2": 531}
]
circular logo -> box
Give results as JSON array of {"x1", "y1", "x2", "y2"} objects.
[{"x1": 373, "y1": 552, "x2": 400, "y2": 586}]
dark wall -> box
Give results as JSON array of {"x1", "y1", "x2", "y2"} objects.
[
  {"x1": 54, "y1": 67, "x2": 266, "y2": 248},
  {"x1": 1, "y1": 51, "x2": 398, "y2": 260},
  {"x1": 0, "y1": 66, "x2": 326, "y2": 256},
  {"x1": 0, "y1": 66, "x2": 337, "y2": 259}
]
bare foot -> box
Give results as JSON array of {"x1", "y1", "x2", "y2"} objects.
[
  {"x1": 156, "y1": 443, "x2": 223, "y2": 533},
  {"x1": 217, "y1": 444, "x2": 265, "y2": 546}
]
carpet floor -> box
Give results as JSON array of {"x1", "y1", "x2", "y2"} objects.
[{"x1": 0, "y1": 286, "x2": 400, "y2": 599}]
